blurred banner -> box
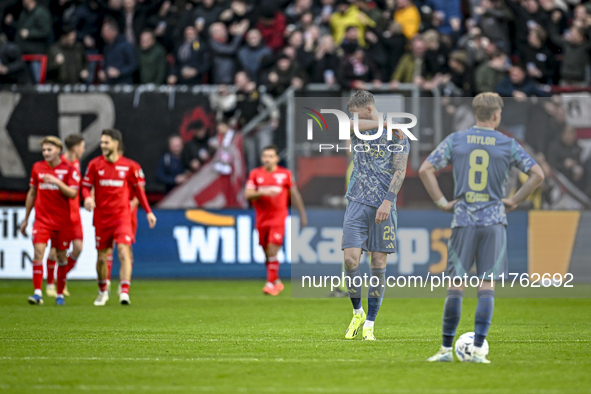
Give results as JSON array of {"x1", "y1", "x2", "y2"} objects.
[
  {"x1": 1, "y1": 207, "x2": 532, "y2": 280},
  {"x1": 3, "y1": 207, "x2": 590, "y2": 281},
  {"x1": 0, "y1": 88, "x2": 215, "y2": 193}
]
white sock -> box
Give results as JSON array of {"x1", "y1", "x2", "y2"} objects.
[
  {"x1": 34, "y1": 289, "x2": 42, "y2": 297},
  {"x1": 265, "y1": 281, "x2": 274, "y2": 288},
  {"x1": 364, "y1": 320, "x2": 374, "y2": 329},
  {"x1": 353, "y1": 307, "x2": 364, "y2": 315},
  {"x1": 57, "y1": 294, "x2": 64, "y2": 299}
]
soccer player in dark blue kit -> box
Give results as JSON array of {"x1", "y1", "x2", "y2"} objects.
[
  {"x1": 419, "y1": 93, "x2": 545, "y2": 363},
  {"x1": 341, "y1": 90, "x2": 410, "y2": 341}
]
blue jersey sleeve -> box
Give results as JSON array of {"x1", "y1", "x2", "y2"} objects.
[
  {"x1": 426, "y1": 134, "x2": 453, "y2": 170},
  {"x1": 394, "y1": 134, "x2": 410, "y2": 155},
  {"x1": 510, "y1": 140, "x2": 535, "y2": 173}
]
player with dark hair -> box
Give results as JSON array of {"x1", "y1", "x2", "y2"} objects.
[
  {"x1": 45, "y1": 134, "x2": 85, "y2": 298},
  {"x1": 104, "y1": 142, "x2": 146, "y2": 294},
  {"x1": 341, "y1": 90, "x2": 409, "y2": 341},
  {"x1": 82, "y1": 129, "x2": 156, "y2": 306},
  {"x1": 420, "y1": 92, "x2": 545, "y2": 363},
  {"x1": 245, "y1": 144, "x2": 307, "y2": 296},
  {"x1": 20, "y1": 136, "x2": 80, "y2": 305}
]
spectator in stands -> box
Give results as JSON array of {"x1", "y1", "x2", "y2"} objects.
[
  {"x1": 238, "y1": 29, "x2": 272, "y2": 83},
  {"x1": 168, "y1": 25, "x2": 210, "y2": 85},
  {"x1": 0, "y1": 33, "x2": 31, "y2": 84},
  {"x1": 522, "y1": 25, "x2": 555, "y2": 84},
  {"x1": 181, "y1": 120, "x2": 217, "y2": 173},
  {"x1": 390, "y1": 34, "x2": 426, "y2": 87},
  {"x1": 72, "y1": 0, "x2": 104, "y2": 52},
  {"x1": 256, "y1": 3, "x2": 287, "y2": 51},
  {"x1": 503, "y1": 0, "x2": 549, "y2": 55},
  {"x1": 286, "y1": 29, "x2": 315, "y2": 73},
  {"x1": 475, "y1": 49, "x2": 509, "y2": 94},
  {"x1": 47, "y1": 25, "x2": 88, "y2": 84},
  {"x1": 338, "y1": 47, "x2": 381, "y2": 89},
  {"x1": 547, "y1": 126, "x2": 585, "y2": 186},
  {"x1": 540, "y1": 0, "x2": 567, "y2": 35},
  {"x1": 311, "y1": 34, "x2": 341, "y2": 85},
  {"x1": 425, "y1": 0, "x2": 462, "y2": 37},
  {"x1": 208, "y1": 20, "x2": 248, "y2": 85},
  {"x1": 156, "y1": 135, "x2": 187, "y2": 193},
  {"x1": 231, "y1": 71, "x2": 278, "y2": 171},
  {"x1": 5, "y1": 0, "x2": 52, "y2": 82},
  {"x1": 8, "y1": 0, "x2": 52, "y2": 55},
  {"x1": 340, "y1": 26, "x2": 360, "y2": 54},
  {"x1": 98, "y1": 18, "x2": 138, "y2": 84},
  {"x1": 495, "y1": 63, "x2": 550, "y2": 98},
  {"x1": 428, "y1": 50, "x2": 473, "y2": 96},
  {"x1": 393, "y1": 0, "x2": 420, "y2": 40},
  {"x1": 285, "y1": 0, "x2": 315, "y2": 25},
  {"x1": 330, "y1": 0, "x2": 375, "y2": 46},
  {"x1": 548, "y1": 25, "x2": 591, "y2": 86},
  {"x1": 380, "y1": 21, "x2": 407, "y2": 82},
  {"x1": 106, "y1": 0, "x2": 161, "y2": 46},
  {"x1": 137, "y1": 29, "x2": 167, "y2": 84},
  {"x1": 423, "y1": 29, "x2": 448, "y2": 77},
  {"x1": 265, "y1": 53, "x2": 307, "y2": 96},
  {"x1": 476, "y1": 0, "x2": 512, "y2": 54}
]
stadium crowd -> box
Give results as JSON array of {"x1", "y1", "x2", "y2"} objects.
[{"x1": 1, "y1": 0, "x2": 591, "y2": 89}]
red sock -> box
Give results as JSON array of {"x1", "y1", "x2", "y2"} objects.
[
  {"x1": 266, "y1": 256, "x2": 279, "y2": 283},
  {"x1": 46, "y1": 258, "x2": 56, "y2": 285},
  {"x1": 120, "y1": 281, "x2": 130, "y2": 294},
  {"x1": 65, "y1": 254, "x2": 77, "y2": 274},
  {"x1": 32, "y1": 262, "x2": 43, "y2": 291},
  {"x1": 106, "y1": 254, "x2": 113, "y2": 281},
  {"x1": 57, "y1": 263, "x2": 67, "y2": 295},
  {"x1": 98, "y1": 280, "x2": 108, "y2": 292}
]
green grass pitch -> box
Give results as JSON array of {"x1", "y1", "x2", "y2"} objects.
[{"x1": 1, "y1": 279, "x2": 590, "y2": 393}]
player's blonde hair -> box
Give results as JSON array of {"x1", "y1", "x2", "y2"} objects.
[
  {"x1": 40, "y1": 136, "x2": 63, "y2": 151},
  {"x1": 472, "y1": 92, "x2": 504, "y2": 122},
  {"x1": 347, "y1": 90, "x2": 375, "y2": 111}
]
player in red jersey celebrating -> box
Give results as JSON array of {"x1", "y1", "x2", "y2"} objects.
[
  {"x1": 104, "y1": 144, "x2": 145, "y2": 294},
  {"x1": 45, "y1": 134, "x2": 85, "y2": 298},
  {"x1": 245, "y1": 145, "x2": 307, "y2": 296},
  {"x1": 20, "y1": 136, "x2": 80, "y2": 306},
  {"x1": 82, "y1": 129, "x2": 156, "y2": 306}
]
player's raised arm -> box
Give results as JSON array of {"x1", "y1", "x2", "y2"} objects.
[{"x1": 289, "y1": 179, "x2": 307, "y2": 228}]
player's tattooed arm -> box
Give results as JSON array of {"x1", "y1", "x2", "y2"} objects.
[{"x1": 389, "y1": 153, "x2": 408, "y2": 194}]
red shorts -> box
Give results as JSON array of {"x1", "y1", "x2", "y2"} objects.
[
  {"x1": 95, "y1": 224, "x2": 133, "y2": 250},
  {"x1": 71, "y1": 219, "x2": 83, "y2": 241},
  {"x1": 257, "y1": 225, "x2": 285, "y2": 249},
  {"x1": 32, "y1": 222, "x2": 71, "y2": 250},
  {"x1": 130, "y1": 206, "x2": 138, "y2": 244}
]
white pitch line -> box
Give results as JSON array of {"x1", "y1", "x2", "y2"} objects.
[
  {"x1": 0, "y1": 384, "x2": 584, "y2": 394},
  {"x1": 0, "y1": 338, "x2": 587, "y2": 343}
]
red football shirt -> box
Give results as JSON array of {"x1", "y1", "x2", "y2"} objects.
[
  {"x1": 29, "y1": 159, "x2": 79, "y2": 230},
  {"x1": 61, "y1": 154, "x2": 82, "y2": 225},
  {"x1": 82, "y1": 155, "x2": 147, "y2": 229},
  {"x1": 246, "y1": 166, "x2": 291, "y2": 227}
]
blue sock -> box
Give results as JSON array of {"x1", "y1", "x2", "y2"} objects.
[
  {"x1": 474, "y1": 289, "x2": 494, "y2": 347},
  {"x1": 442, "y1": 289, "x2": 463, "y2": 348},
  {"x1": 366, "y1": 267, "x2": 386, "y2": 321},
  {"x1": 344, "y1": 265, "x2": 362, "y2": 310}
]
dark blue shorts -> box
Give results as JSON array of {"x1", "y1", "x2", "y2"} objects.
[
  {"x1": 446, "y1": 224, "x2": 508, "y2": 279},
  {"x1": 341, "y1": 201, "x2": 397, "y2": 254}
]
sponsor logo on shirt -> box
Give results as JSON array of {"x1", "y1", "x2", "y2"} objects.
[
  {"x1": 98, "y1": 170, "x2": 105, "y2": 175},
  {"x1": 273, "y1": 173, "x2": 287, "y2": 184},
  {"x1": 39, "y1": 183, "x2": 60, "y2": 190},
  {"x1": 99, "y1": 179, "x2": 125, "y2": 187},
  {"x1": 257, "y1": 177, "x2": 264, "y2": 183}
]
